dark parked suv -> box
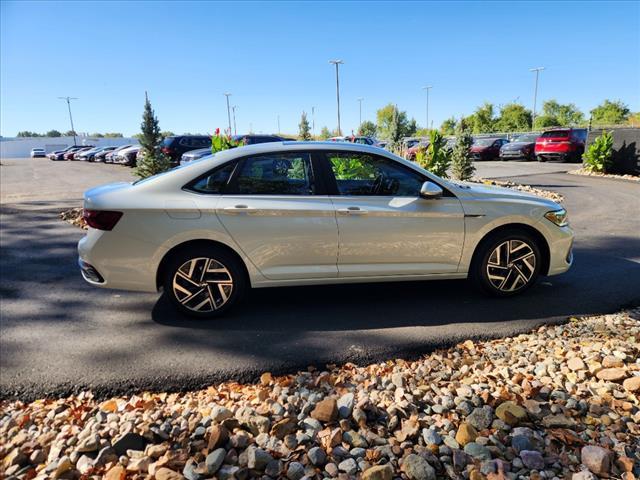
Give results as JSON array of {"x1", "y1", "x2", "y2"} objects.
[
  {"x1": 161, "y1": 136, "x2": 212, "y2": 165},
  {"x1": 535, "y1": 128, "x2": 587, "y2": 162}
]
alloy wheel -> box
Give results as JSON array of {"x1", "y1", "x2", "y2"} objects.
[
  {"x1": 172, "y1": 257, "x2": 233, "y2": 312},
  {"x1": 486, "y1": 240, "x2": 536, "y2": 292}
]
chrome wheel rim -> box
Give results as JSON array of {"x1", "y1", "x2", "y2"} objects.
[
  {"x1": 486, "y1": 240, "x2": 536, "y2": 292},
  {"x1": 172, "y1": 257, "x2": 233, "y2": 312}
]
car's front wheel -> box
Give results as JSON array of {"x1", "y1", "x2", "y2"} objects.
[
  {"x1": 163, "y1": 246, "x2": 246, "y2": 318},
  {"x1": 471, "y1": 230, "x2": 541, "y2": 297}
]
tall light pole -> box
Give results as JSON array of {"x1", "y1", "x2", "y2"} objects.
[
  {"x1": 311, "y1": 106, "x2": 316, "y2": 136},
  {"x1": 58, "y1": 96, "x2": 78, "y2": 145},
  {"x1": 223, "y1": 93, "x2": 232, "y2": 135},
  {"x1": 329, "y1": 60, "x2": 344, "y2": 135},
  {"x1": 422, "y1": 86, "x2": 433, "y2": 132},
  {"x1": 277, "y1": 115, "x2": 281, "y2": 134},
  {"x1": 231, "y1": 105, "x2": 237, "y2": 136},
  {"x1": 357, "y1": 97, "x2": 364, "y2": 129},
  {"x1": 530, "y1": 67, "x2": 544, "y2": 128}
]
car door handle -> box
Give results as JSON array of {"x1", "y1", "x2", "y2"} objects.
[
  {"x1": 337, "y1": 207, "x2": 368, "y2": 215},
  {"x1": 223, "y1": 205, "x2": 258, "y2": 213}
]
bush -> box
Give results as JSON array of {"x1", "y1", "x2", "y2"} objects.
[
  {"x1": 416, "y1": 130, "x2": 450, "y2": 178},
  {"x1": 450, "y1": 122, "x2": 475, "y2": 181},
  {"x1": 582, "y1": 130, "x2": 613, "y2": 173}
]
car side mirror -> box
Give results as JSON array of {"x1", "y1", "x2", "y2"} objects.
[{"x1": 420, "y1": 181, "x2": 443, "y2": 199}]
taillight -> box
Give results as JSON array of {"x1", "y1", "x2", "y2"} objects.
[
  {"x1": 161, "y1": 147, "x2": 171, "y2": 154},
  {"x1": 83, "y1": 209, "x2": 123, "y2": 231}
]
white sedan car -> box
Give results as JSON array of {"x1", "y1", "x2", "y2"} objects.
[
  {"x1": 79, "y1": 142, "x2": 573, "y2": 318},
  {"x1": 30, "y1": 148, "x2": 46, "y2": 158}
]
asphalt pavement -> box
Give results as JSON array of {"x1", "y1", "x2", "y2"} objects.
[{"x1": 1, "y1": 158, "x2": 638, "y2": 400}]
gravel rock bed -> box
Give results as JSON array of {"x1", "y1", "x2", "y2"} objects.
[
  {"x1": 59, "y1": 208, "x2": 87, "y2": 230},
  {"x1": 567, "y1": 169, "x2": 640, "y2": 183},
  {"x1": 2, "y1": 310, "x2": 638, "y2": 480}
]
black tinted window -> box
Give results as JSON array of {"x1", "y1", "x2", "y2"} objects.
[
  {"x1": 541, "y1": 130, "x2": 569, "y2": 138},
  {"x1": 188, "y1": 162, "x2": 236, "y2": 193},
  {"x1": 328, "y1": 153, "x2": 423, "y2": 196},
  {"x1": 233, "y1": 153, "x2": 314, "y2": 195}
]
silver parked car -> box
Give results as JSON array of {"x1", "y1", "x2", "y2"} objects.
[{"x1": 78, "y1": 142, "x2": 573, "y2": 318}]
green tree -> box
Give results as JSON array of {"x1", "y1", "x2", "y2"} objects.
[
  {"x1": 496, "y1": 103, "x2": 532, "y2": 132},
  {"x1": 134, "y1": 92, "x2": 171, "y2": 179},
  {"x1": 416, "y1": 130, "x2": 451, "y2": 178},
  {"x1": 590, "y1": 100, "x2": 630, "y2": 125},
  {"x1": 440, "y1": 117, "x2": 457, "y2": 136},
  {"x1": 17, "y1": 131, "x2": 41, "y2": 137},
  {"x1": 583, "y1": 130, "x2": 614, "y2": 173},
  {"x1": 65, "y1": 130, "x2": 77, "y2": 137},
  {"x1": 104, "y1": 132, "x2": 124, "y2": 138},
  {"x1": 450, "y1": 121, "x2": 475, "y2": 181},
  {"x1": 357, "y1": 120, "x2": 377, "y2": 137},
  {"x1": 376, "y1": 104, "x2": 415, "y2": 141},
  {"x1": 91, "y1": 132, "x2": 105, "y2": 138},
  {"x1": 46, "y1": 129, "x2": 62, "y2": 137},
  {"x1": 534, "y1": 99, "x2": 584, "y2": 128},
  {"x1": 319, "y1": 126, "x2": 331, "y2": 139},
  {"x1": 160, "y1": 131, "x2": 175, "y2": 138},
  {"x1": 298, "y1": 111, "x2": 312, "y2": 140},
  {"x1": 469, "y1": 102, "x2": 496, "y2": 133}
]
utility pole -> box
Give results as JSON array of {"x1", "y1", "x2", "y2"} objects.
[
  {"x1": 530, "y1": 67, "x2": 544, "y2": 128},
  {"x1": 58, "y1": 96, "x2": 78, "y2": 145},
  {"x1": 357, "y1": 97, "x2": 364, "y2": 130},
  {"x1": 329, "y1": 60, "x2": 344, "y2": 135},
  {"x1": 277, "y1": 115, "x2": 280, "y2": 134},
  {"x1": 231, "y1": 105, "x2": 237, "y2": 136},
  {"x1": 224, "y1": 93, "x2": 232, "y2": 135},
  {"x1": 311, "y1": 106, "x2": 316, "y2": 136},
  {"x1": 422, "y1": 86, "x2": 433, "y2": 133}
]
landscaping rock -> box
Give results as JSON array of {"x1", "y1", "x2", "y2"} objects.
[{"x1": 402, "y1": 453, "x2": 436, "y2": 480}]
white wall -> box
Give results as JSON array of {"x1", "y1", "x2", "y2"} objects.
[{"x1": 0, "y1": 136, "x2": 138, "y2": 158}]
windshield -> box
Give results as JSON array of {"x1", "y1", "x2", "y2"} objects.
[
  {"x1": 541, "y1": 130, "x2": 569, "y2": 138},
  {"x1": 473, "y1": 138, "x2": 495, "y2": 146},
  {"x1": 514, "y1": 134, "x2": 538, "y2": 142}
]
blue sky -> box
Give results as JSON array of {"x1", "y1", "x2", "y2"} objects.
[{"x1": 1, "y1": 1, "x2": 639, "y2": 137}]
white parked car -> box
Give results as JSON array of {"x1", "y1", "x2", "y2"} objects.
[
  {"x1": 30, "y1": 148, "x2": 46, "y2": 158},
  {"x1": 78, "y1": 142, "x2": 573, "y2": 318}
]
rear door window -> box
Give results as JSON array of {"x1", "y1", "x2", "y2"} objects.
[
  {"x1": 229, "y1": 153, "x2": 315, "y2": 195},
  {"x1": 541, "y1": 130, "x2": 569, "y2": 138}
]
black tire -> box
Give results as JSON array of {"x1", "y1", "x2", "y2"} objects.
[
  {"x1": 162, "y1": 245, "x2": 247, "y2": 318},
  {"x1": 537, "y1": 155, "x2": 546, "y2": 162},
  {"x1": 470, "y1": 229, "x2": 541, "y2": 297}
]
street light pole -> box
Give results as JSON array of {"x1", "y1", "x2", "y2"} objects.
[
  {"x1": 329, "y1": 60, "x2": 344, "y2": 135},
  {"x1": 224, "y1": 93, "x2": 232, "y2": 135},
  {"x1": 231, "y1": 105, "x2": 237, "y2": 136},
  {"x1": 422, "y1": 86, "x2": 433, "y2": 132},
  {"x1": 58, "y1": 96, "x2": 78, "y2": 145},
  {"x1": 357, "y1": 97, "x2": 364, "y2": 130},
  {"x1": 311, "y1": 106, "x2": 316, "y2": 136},
  {"x1": 277, "y1": 115, "x2": 281, "y2": 134},
  {"x1": 530, "y1": 67, "x2": 545, "y2": 128}
]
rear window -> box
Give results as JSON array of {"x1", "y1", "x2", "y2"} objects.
[
  {"x1": 162, "y1": 137, "x2": 176, "y2": 146},
  {"x1": 540, "y1": 130, "x2": 569, "y2": 138}
]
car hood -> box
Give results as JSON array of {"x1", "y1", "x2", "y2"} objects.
[
  {"x1": 502, "y1": 142, "x2": 533, "y2": 150},
  {"x1": 470, "y1": 145, "x2": 489, "y2": 152},
  {"x1": 455, "y1": 181, "x2": 558, "y2": 207}
]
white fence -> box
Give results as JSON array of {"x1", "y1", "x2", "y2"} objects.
[{"x1": 0, "y1": 136, "x2": 138, "y2": 158}]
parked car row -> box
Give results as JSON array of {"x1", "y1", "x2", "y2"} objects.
[
  {"x1": 178, "y1": 134, "x2": 291, "y2": 165},
  {"x1": 401, "y1": 128, "x2": 587, "y2": 163}
]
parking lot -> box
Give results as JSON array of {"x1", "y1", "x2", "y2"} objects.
[{"x1": 1, "y1": 157, "x2": 639, "y2": 400}]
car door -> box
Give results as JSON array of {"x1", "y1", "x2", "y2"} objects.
[
  {"x1": 323, "y1": 151, "x2": 465, "y2": 277},
  {"x1": 215, "y1": 151, "x2": 338, "y2": 280}
]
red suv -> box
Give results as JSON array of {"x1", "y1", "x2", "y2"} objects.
[{"x1": 535, "y1": 128, "x2": 587, "y2": 162}]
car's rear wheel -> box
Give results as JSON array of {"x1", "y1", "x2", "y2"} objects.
[
  {"x1": 163, "y1": 246, "x2": 246, "y2": 318},
  {"x1": 471, "y1": 230, "x2": 541, "y2": 297}
]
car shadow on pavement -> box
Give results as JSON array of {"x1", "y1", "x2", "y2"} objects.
[{"x1": 151, "y1": 234, "x2": 640, "y2": 332}]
